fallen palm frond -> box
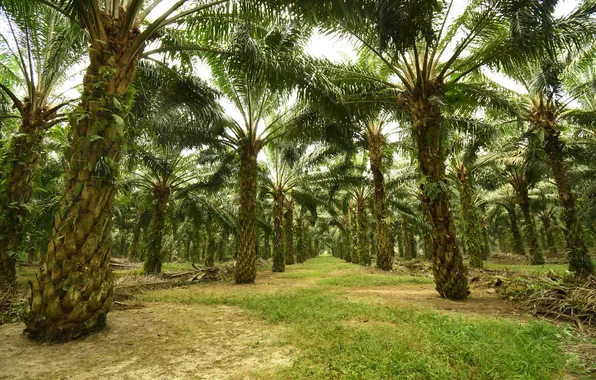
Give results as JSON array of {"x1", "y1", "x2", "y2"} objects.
[
  {"x1": 110, "y1": 258, "x2": 142, "y2": 270},
  {"x1": 501, "y1": 277, "x2": 596, "y2": 328}
]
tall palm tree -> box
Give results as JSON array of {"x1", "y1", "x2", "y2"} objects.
[
  {"x1": 23, "y1": 0, "x2": 233, "y2": 341},
  {"x1": 200, "y1": 22, "x2": 325, "y2": 283},
  {"x1": 501, "y1": 0, "x2": 596, "y2": 277},
  {"x1": 501, "y1": 152, "x2": 546, "y2": 265},
  {"x1": 364, "y1": 115, "x2": 394, "y2": 270},
  {"x1": 259, "y1": 143, "x2": 334, "y2": 271},
  {"x1": 265, "y1": 0, "x2": 562, "y2": 299},
  {"x1": 0, "y1": 2, "x2": 83, "y2": 286}
]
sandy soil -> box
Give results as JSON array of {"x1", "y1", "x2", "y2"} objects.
[{"x1": 0, "y1": 303, "x2": 291, "y2": 380}]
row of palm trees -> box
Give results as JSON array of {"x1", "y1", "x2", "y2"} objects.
[{"x1": 1, "y1": 0, "x2": 595, "y2": 342}]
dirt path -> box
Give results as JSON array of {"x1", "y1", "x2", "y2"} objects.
[{"x1": 0, "y1": 303, "x2": 291, "y2": 380}]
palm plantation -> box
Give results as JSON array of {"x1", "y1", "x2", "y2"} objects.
[
  {"x1": 0, "y1": 0, "x2": 596, "y2": 378},
  {"x1": 0, "y1": 2, "x2": 82, "y2": 286}
]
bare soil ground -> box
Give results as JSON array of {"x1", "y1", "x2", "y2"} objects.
[{"x1": 0, "y1": 303, "x2": 291, "y2": 380}]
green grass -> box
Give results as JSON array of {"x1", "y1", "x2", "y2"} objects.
[
  {"x1": 481, "y1": 259, "x2": 596, "y2": 277},
  {"x1": 484, "y1": 262, "x2": 571, "y2": 276},
  {"x1": 139, "y1": 256, "x2": 577, "y2": 379},
  {"x1": 316, "y1": 272, "x2": 433, "y2": 287}
]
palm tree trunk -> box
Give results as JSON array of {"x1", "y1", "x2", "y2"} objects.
[
  {"x1": 412, "y1": 90, "x2": 469, "y2": 300},
  {"x1": 506, "y1": 207, "x2": 525, "y2": 255},
  {"x1": 262, "y1": 229, "x2": 271, "y2": 261},
  {"x1": 369, "y1": 134, "x2": 390, "y2": 269},
  {"x1": 296, "y1": 216, "x2": 305, "y2": 263},
  {"x1": 272, "y1": 188, "x2": 285, "y2": 272},
  {"x1": 284, "y1": 198, "x2": 295, "y2": 265},
  {"x1": 205, "y1": 215, "x2": 216, "y2": 267},
  {"x1": 0, "y1": 117, "x2": 44, "y2": 287},
  {"x1": 235, "y1": 142, "x2": 258, "y2": 283},
  {"x1": 540, "y1": 216, "x2": 557, "y2": 256},
  {"x1": 479, "y1": 216, "x2": 491, "y2": 260},
  {"x1": 352, "y1": 202, "x2": 361, "y2": 265},
  {"x1": 129, "y1": 207, "x2": 142, "y2": 259},
  {"x1": 144, "y1": 192, "x2": 169, "y2": 274},
  {"x1": 24, "y1": 35, "x2": 139, "y2": 339},
  {"x1": 544, "y1": 130, "x2": 594, "y2": 276},
  {"x1": 458, "y1": 178, "x2": 483, "y2": 268},
  {"x1": 516, "y1": 187, "x2": 545, "y2": 265},
  {"x1": 400, "y1": 216, "x2": 413, "y2": 260},
  {"x1": 347, "y1": 203, "x2": 356, "y2": 263},
  {"x1": 356, "y1": 195, "x2": 370, "y2": 266}
]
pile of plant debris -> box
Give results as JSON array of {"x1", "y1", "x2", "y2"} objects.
[
  {"x1": 488, "y1": 253, "x2": 532, "y2": 265},
  {"x1": 0, "y1": 284, "x2": 26, "y2": 325},
  {"x1": 498, "y1": 275, "x2": 596, "y2": 329}
]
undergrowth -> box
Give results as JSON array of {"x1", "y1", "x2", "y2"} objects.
[{"x1": 140, "y1": 256, "x2": 578, "y2": 379}]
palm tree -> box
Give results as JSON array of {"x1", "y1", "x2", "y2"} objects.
[
  {"x1": 23, "y1": 0, "x2": 233, "y2": 340},
  {"x1": 132, "y1": 146, "x2": 196, "y2": 274},
  {"x1": 364, "y1": 115, "x2": 394, "y2": 270},
  {"x1": 500, "y1": 1, "x2": 596, "y2": 277},
  {"x1": 447, "y1": 124, "x2": 502, "y2": 268},
  {"x1": 501, "y1": 154, "x2": 546, "y2": 265},
  {"x1": 0, "y1": 2, "x2": 83, "y2": 286},
  {"x1": 265, "y1": 0, "x2": 562, "y2": 299},
  {"x1": 499, "y1": 196, "x2": 526, "y2": 256},
  {"x1": 200, "y1": 22, "x2": 326, "y2": 282},
  {"x1": 259, "y1": 143, "x2": 334, "y2": 271}
]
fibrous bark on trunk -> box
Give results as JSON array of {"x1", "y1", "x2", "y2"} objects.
[
  {"x1": 540, "y1": 215, "x2": 558, "y2": 256},
  {"x1": 400, "y1": 216, "x2": 413, "y2": 260},
  {"x1": 543, "y1": 128, "x2": 594, "y2": 276},
  {"x1": 506, "y1": 206, "x2": 525, "y2": 256},
  {"x1": 516, "y1": 186, "x2": 545, "y2": 265},
  {"x1": 24, "y1": 16, "x2": 141, "y2": 340},
  {"x1": 0, "y1": 110, "x2": 45, "y2": 287},
  {"x1": 144, "y1": 190, "x2": 169, "y2": 274},
  {"x1": 368, "y1": 130, "x2": 390, "y2": 269},
  {"x1": 410, "y1": 81, "x2": 469, "y2": 300},
  {"x1": 296, "y1": 216, "x2": 305, "y2": 264},
  {"x1": 457, "y1": 175, "x2": 483, "y2": 269},
  {"x1": 235, "y1": 141, "x2": 259, "y2": 283},
  {"x1": 346, "y1": 203, "x2": 356, "y2": 263},
  {"x1": 284, "y1": 198, "x2": 295, "y2": 265},
  {"x1": 272, "y1": 188, "x2": 285, "y2": 272}
]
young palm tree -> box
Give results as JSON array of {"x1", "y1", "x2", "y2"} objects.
[
  {"x1": 447, "y1": 125, "x2": 502, "y2": 268},
  {"x1": 132, "y1": 146, "x2": 196, "y2": 274},
  {"x1": 0, "y1": 2, "x2": 83, "y2": 286},
  {"x1": 501, "y1": 156, "x2": 546, "y2": 265}
]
